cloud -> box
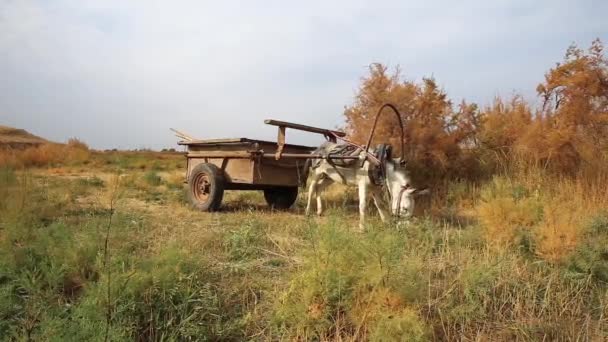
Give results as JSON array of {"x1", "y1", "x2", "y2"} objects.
[{"x1": 0, "y1": 0, "x2": 606, "y2": 149}]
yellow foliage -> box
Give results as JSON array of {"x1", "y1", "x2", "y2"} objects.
[
  {"x1": 0, "y1": 140, "x2": 90, "y2": 168},
  {"x1": 534, "y1": 177, "x2": 607, "y2": 262},
  {"x1": 534, "y1": 198, "x2": 585, "y2": 262},
  {"x1": 477, "y1": 172, "x2": 608, "y2": 262},
  {"x1": 477, "y1": 178, "x2": 541, "y2": 248}
]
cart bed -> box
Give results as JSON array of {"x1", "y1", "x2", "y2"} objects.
[{"x1": 180, "y1": 138, "x2": 315, "y2": 189}]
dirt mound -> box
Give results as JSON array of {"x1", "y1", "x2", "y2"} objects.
[{"x1": 0, "y1": 125, "x2": 49, "y2": 149}]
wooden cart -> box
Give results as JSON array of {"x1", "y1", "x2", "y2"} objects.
[
  {"x1": 177, "y1": 120, "x2": 349, "y2": 211},
  {"x1": 177, "y1": 104, "x2": 406, "y2": 212}
]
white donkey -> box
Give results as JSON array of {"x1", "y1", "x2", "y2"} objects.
[{"x1": 305, "y1": 143, "x2": 427, "y2": 230}]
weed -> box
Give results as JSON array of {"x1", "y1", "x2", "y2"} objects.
[
  {"x1": 477, "y1": 177, "x2": 543, "y2": 248},
  {"x1": 223, "y1": 217, "x2": 267, "y2": 262},
  {"x1": 567, "y1": 212, "x2": 608, "y2": 283},
  {"x1": 77, "y1": 176, "x2": 105, "y2": 188},
  {"x1": 144, "y1": 170, "x2": 162, "y2": 186},
  {"x1": 1, "y1": 149, "x2": 607, "y2": 341}
]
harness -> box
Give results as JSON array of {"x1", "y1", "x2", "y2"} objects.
[
  {"x1": 394, "y1": 183, "x2": 411, "y2": 218},
  {"x1": 311, "y1": 103, "x2": 412, "y2": 218},
  {"x1": 369, "y1": 144, "x2": 392, "y2": 186},
  {"x1": 316, "y1": 132, "x2": 386, "y2": 186},
  {"x1": 309, "y1": 114, "x2": 409, "y2": 216}
]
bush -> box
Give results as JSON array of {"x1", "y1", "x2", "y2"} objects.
[
  {"x1": 105, "y1": 247, "x2": 230, "y2": 341},
  {"x1": 0, "y1": 140, "x2": 91, "y2": 168},
  {"x1": 223, "y1": 218, "x2": 267, "y2": 262},
  {"x1": 567, "y1": 212, "x2": 608, "y2": 283},
  {"x1": 274, "y1": 218, "x2": 429, "y2": 340},
  {"x1": 368, "y1": 309, "x2": 428, "y2": 342},
  {"x1": 144, "y1": 171, "x2": 162, "y2": 186},
  {"x1": 477, "y1": 177, "x2": 542, "y2": 249},
  {"x1": 77, "y1": 176, "x2": 105, "y2": 188},
  {"x1": 534, "y1": 196, "x2": 586, "y2": 262}
]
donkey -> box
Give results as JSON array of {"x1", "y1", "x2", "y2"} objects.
[{"x1": 304, "y1": 142, "x2": 427, "y2": 230}]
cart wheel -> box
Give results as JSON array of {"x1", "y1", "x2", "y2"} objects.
[
  {"x1": 189, "y1": 163, "x2": 225, "y2": 212},
  {"x1": 263, "y1": 187, "x2": 298, "y2": 210}
]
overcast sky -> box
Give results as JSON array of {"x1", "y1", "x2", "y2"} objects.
[{"x1": 1, "y1": 0, "x2": 606, "y2": 150}]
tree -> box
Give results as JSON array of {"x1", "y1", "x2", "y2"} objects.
[
  {"x1": 527, "y1": 39, "x2": 608, "y2": 172},
  {"x1": 344, "y1": 64, "x2": 479, "y2": 183}
]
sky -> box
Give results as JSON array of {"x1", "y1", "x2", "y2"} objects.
[{"x1": 0, "y1": 0, "x2": 606, "y2": 150}]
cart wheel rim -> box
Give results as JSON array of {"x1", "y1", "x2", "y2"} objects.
[{"x1": 193, "y1": 173, "x2": 211, "y2": 202}]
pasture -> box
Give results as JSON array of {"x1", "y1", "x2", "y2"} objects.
[{"x1": 1, "y1": 149, "x2": 606, "y2": 341}]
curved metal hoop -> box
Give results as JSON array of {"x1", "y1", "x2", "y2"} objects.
[{"x1": 364, "y1": 103, "x2": 405, "y2": 160}]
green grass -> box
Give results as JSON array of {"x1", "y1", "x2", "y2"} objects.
[{"x1": 0, "y1": 156, "x2": 607, "y2": 341}]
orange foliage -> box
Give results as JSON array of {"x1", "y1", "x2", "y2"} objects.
[
  {"x1": 345, "y1": 40, "x2": 607, "y2": 183},
  {"x1": 344, "y1": 64, "x2": 480, "y2": 184},
  {"x1": 0, "y1": 138, "x2": 90, "y2": 168},
  {"x1": 478, "y1": 96, "x2": 532, "y2": 153},
  {"x1": 523, "y1": 39, "x2": 608, "y2": 174}
]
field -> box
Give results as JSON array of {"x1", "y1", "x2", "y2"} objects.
[
  {"x1": 0, "y1": 148, "x2": 607, "y2": 341},
  {"x1": 2, "y1": 40, "x2": 608, "y2": 341}
]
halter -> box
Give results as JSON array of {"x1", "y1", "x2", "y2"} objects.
[
  {"x1": 395, "y1": 184, "x2": 410, "y2": 217},
  {"x1": 384, "y1": 167, "x2": 410, "y2": 218}
]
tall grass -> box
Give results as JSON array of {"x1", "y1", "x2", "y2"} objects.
[
  {"x1": 0, "y1": 139, "x2": 90, "y2": 168},
  {"x1": 1, "y1": 151, "x2": 607, "y2": 340},
  {"x1": 0, "y1": 168, "x2": 251, "y2": 340},
  {"x1": 274, "y1": 215, "x2": 607, "y2": 340}
]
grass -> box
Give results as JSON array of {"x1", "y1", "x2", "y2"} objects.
[{"x1": 0, "y1": 151, "x2": 607, "y2": 341}]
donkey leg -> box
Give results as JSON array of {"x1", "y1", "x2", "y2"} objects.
[
  {"x1": 305, "y1": 176, "x2": 318, "y2": 216},
  {"x1": 315, "y1": 178, "x2": 332, "y2": 216},
  {"x1": 357, "y1": 181, "x2": 368, "y2": 232},
  {"x1": 371, "y1": 188, "x2": 389, "y2": 223}
]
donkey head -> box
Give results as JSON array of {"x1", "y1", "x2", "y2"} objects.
[{"x1": 385, "y1": 160, "x2": 429, "y2": 218}]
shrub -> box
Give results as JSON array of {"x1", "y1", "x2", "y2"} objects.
[
  {"x1": 534, "y1": 197, "x2": 586, "y2": 262},
  {"x1": 566, "y1": 212, "x2": 608, "y2": 282},
  {"x1": 77, "y1": 176, "x2": 105, "y2": 188},
  {"x1": 274, "y1": 218, "x2": 429, "y2": 340},
  {"x1": 223, "y1": 218, "x2": 267, "y2": 262},
  {"x1": 368, "y1": 309, "x2": 428, "y2": 342},
  {"x1": 476, "y1": 177, "x2": 542, "y2": 248},
  {"x1": 144, "y1": 170, "x2": 162, "y2": 186},
  {"x1": 66, "y1": 138, "x2": 89, "y2": 151},
  {"x1": 106, "y1": 247, "x2": 229, "y2": 341},
  {"x1": 0, "y1": 140, "x2": 91, "y2": 168}
]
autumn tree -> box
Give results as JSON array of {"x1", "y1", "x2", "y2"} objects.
[
  {"x1": 523, "y1": 39, "x2": 608, "y2": 173},
  {"x1": 344, "y1": 64, "x2": 480, "y2": 183},
  {"x1": 478, "y1": 95, "x2": 533, "y2": 154}
]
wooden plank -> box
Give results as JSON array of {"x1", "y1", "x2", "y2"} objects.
[
  {"x1": 179, "y1": 137, "x2": 316, "y2": 150},
  {"x1": 261, "y1": 153, "x2": 359, "y2": 159},
  {"x1": 264, "y1": 119, "x2": 346, "y2": 137},
  {"x1": 178, "y1": 138, "x2": 249, "y2": 145},
  {"x1": 188, "y1": 158, "x2": 254, "y2": 183},
  {"x1": 275, "y1": 126, "x2": 286, "y2": 160},
  {"x1": 170, "y1": 128, "x2": 195, "y2": 141},
  {"x1": 187, "y1": 151, "x2": 257, "y2": 158}
]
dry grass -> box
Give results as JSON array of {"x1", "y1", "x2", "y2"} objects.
[
  {"x1": 1, "y1": 150, "x2": 607, "y2": 340},
  {"x1": 476, "y1": 163, "x2": 608, "y2": 264},
  {"x1": 0, "y1": 139, "x2": 90, "y2": 168}
]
